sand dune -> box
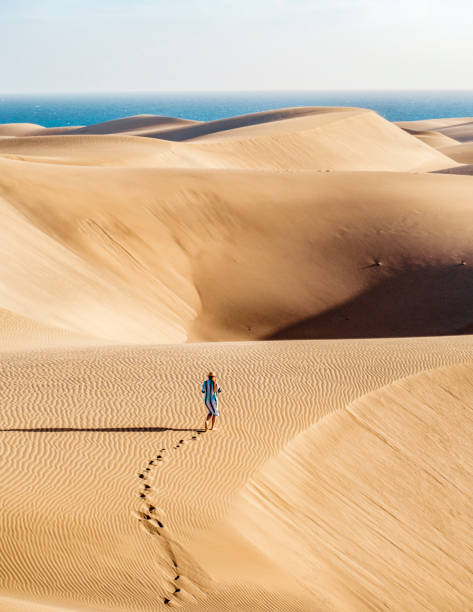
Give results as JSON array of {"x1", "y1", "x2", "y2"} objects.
[
  {"x1": 432, "y1": 141, "x2": 473, "y2": 174},
  {"x1": 438, "y1": 120, "x2": 473, "y2": 143},
  {"x1": 439, "y1": 141, "x2": 473, "y2": 164},
  {"x1": 2, "y1": 338, "x2": 473, "y2": 611},
  {"x1": 2, "y1": 106, "x2": 473, "y2": 611},
  {"x1": 0, "y1": 134, "x2": 208, "y2": 167},
  {"x1": 0, "y1": 307, "x2": 99, "y2": 351},
  {"x1": 0, "y1": 107, "x2": 455, "y2": 172},
  {"x1": 396, "y1": 116, "x2": 473, "y2": 132},
  {"x1": 0, "y1": 158, "x2": 473, "y2": 345},
  {"x1": 179, "y1": 108, "x2": 454, "y2": 172},
  {"x1": 70, "y1": 114, "x2": 199, "y2": 135},
  {"x1": 398, "y1": 117, "x2": 473, "y2": 145},
  {"x1": 0, "y1": 115, "x2": 198, "y2": 139},
  {"x1": 228, "y1": 360, "x2": 473, "y2": 609},
  {"x1": 146, "y1": 107, "x2": 343, "y2": 140},
  {"x1": 401, "y1": 128, "x2": 459, "y2": 149},
  {"x1": 0, "y1": 123, "x2": 48, "y2": 136},
  {"x1": 0, "y1": 123, "x2": 82, "y2": 137}
]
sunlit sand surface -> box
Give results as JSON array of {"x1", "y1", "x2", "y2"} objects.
[{"x1": 1, "y1": 107, "x2": 473, "y2": 610}]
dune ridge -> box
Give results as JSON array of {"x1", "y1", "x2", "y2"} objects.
[{"x1": 227, "y1": 361, "x2": 473, "y2": 609}]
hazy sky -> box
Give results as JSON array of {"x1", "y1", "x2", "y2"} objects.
[{"x1": 1, "y1": 0, "x2": 472, "y2": 93}]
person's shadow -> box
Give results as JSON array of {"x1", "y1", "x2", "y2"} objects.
[{"x1": 0, "y1": 426, "x2": 204, "y2": 433}]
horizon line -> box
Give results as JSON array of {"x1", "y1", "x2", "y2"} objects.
[{"x1": 2, "y1": 88, "x2": 473, "y2": 96}]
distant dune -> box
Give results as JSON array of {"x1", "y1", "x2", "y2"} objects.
[
  {"x1": 0, "y1": 107, "x2": 455, "y2": 171},
  {"x1": 439, "y1": 141, "x2": 473, "y2": 164},
  {"x1": 0, "y1": 107, "x2": 471, "y2": 347},
  {"x1": 68, "y1": 114, "x2": 200, "y2": 136},
  {"x1": 1, "y1": 107, "x2": 473, "y2": 611},
  {"x1": 438, "y1": 120, "x2": 473, "y2": 143},
  {"x1": 396, "y1": 116, "x2": 473, "y2": 132},
  {"x1": 399, "y1": 128, "x2": 459, "y2": 149},
  {"x1": 0, "y1": 123, "x2": 83, "y2": 137},
  {"x1": 397, "y1": 116, "x2": 473, "y2": 175}
]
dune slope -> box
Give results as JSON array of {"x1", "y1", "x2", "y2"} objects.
[
  {"x1": 439, "y1": 141, "x2": 473, "y2": 164},
  {"x1": 401, "y1": 128, "x2": 459, "y2": 150},
  {"x1": 0, "y1": 157, "x2": 473, "y2": 346},
  {"x1": 228, "y1": 361, "x2": 473, "y2": 609},
  {"x1": 2, "y1": 338, "x2": 473, "y2": 610}
]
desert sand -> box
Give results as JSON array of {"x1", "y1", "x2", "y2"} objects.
[
  {"x1": 1, "y1": 107, "x2": 473, "y2": 611},
  {"x1": 397, "y1": 116, "x2": 473, "y2": 175}
]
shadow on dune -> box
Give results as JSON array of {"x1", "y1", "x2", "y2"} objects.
[
  {"x1": 0, "y1": 427, "x2": 204, "y2": 433},
  {"x1": 149, "y1": 107, "x2": 331, "y2": 141},
  {"x1": 267, "y1": 265, "x2": 473, "y2": 340},
  {"x1": 433, "y1": 164, "x2": 473, "y2": 176}
]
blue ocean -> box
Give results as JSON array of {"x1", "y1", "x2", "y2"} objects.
[{"x1": 0, "y1": 91, "x2": 472, "y2": 128}]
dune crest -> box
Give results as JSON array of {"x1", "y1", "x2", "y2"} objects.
[{"x1": 227, "y1": 362, "x2": 473, "y2": 609}]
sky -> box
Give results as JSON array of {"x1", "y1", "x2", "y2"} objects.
[{"x1": 1, "y1": 0, "x2": 472, "y2": 93}]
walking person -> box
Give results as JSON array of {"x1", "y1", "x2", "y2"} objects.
[{"x1": 201, "y1": 372, "x2": 222, "y2": 431}]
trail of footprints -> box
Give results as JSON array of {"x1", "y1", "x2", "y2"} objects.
[{"x1": 135, "y1": 430, "x2": 206, "y2": 607}]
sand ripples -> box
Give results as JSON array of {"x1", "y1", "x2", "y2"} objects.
[{"x1": 2, "y1": 337, "x2": 473, "y2": 608}]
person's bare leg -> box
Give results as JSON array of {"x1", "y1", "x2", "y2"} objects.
[
  {"x1": 209, "y1": 415, "x2": 216, "y2": 430},
  {"x1": 205, "y1": 413, "x2": 211, "y2": 430}
]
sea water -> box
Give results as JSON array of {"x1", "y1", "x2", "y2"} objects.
[{"x1": 0, "y1": 91, "x2": 472, "y2": 128}]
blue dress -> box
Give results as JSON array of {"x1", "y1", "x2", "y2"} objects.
[{"x1": 201, "y1": 379, "x2": 222, "y2": 416}]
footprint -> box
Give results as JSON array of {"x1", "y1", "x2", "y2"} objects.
[
  {"x1": 140, "y1": 520, "x2": 161, "y2": 536},
  {"x1": 135, "y1": 432, "x2": 209, "y2": 607}
]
